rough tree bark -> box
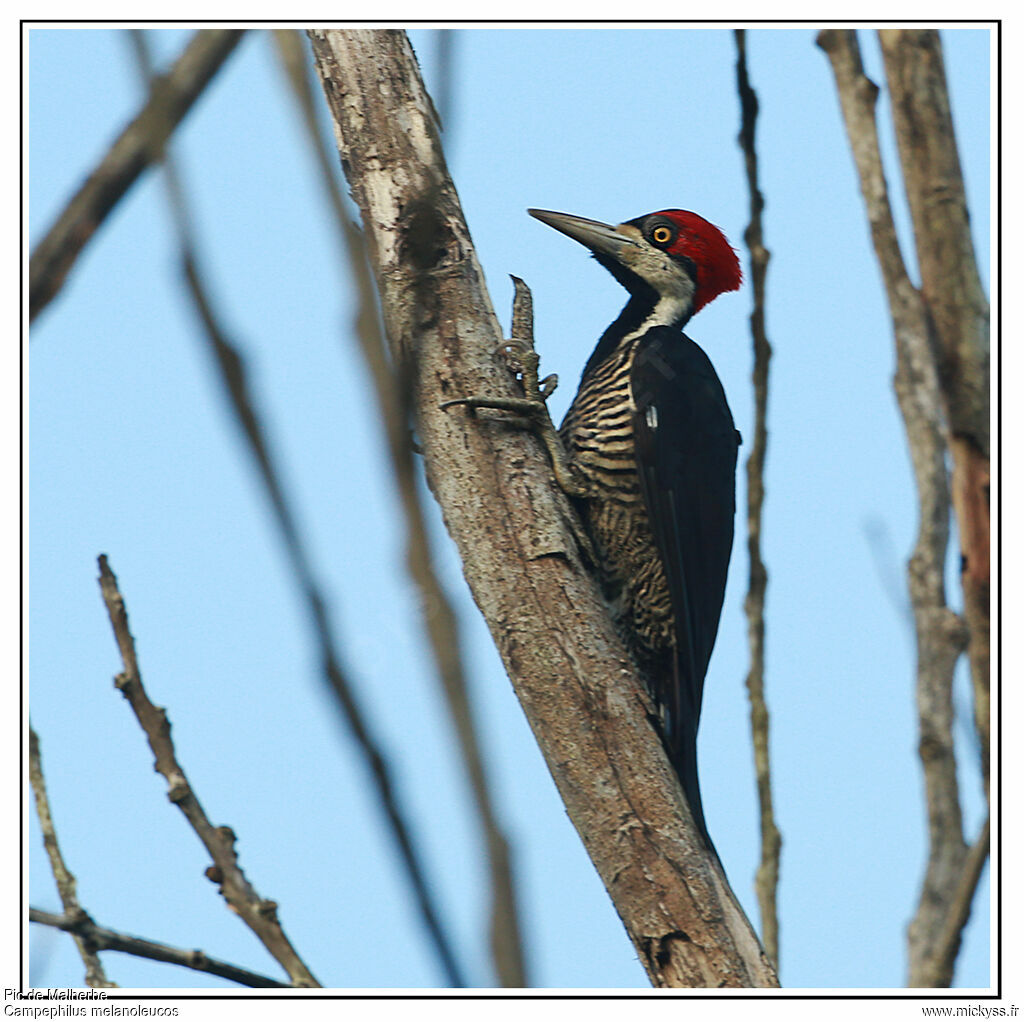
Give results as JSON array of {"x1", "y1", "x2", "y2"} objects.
[{"x1": 307, "y1": 28, "x2": 778, "y2": 988}]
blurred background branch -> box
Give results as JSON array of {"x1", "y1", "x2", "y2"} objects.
[{"x1": 29, "y1": 28, "x2": 244, "y2": 323}]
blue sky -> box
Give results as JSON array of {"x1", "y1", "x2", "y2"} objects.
[{"x1": 26, "y1": 25, "x2": 992, "y2": 991}]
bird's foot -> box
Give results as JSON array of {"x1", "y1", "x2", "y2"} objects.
[
  {"x1": 441, "y1": 276, "x2": 589, "y2": 501},
  {"x1": 493, "y1": 337, "x2": 559, "y2": 405}
]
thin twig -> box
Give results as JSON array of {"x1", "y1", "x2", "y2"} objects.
[
  {"x1": 734, "y1": 29, "x2": 781, "y2": 973},
  {"x1": 126, "y1": 28, "x2": 467, "y2": 989},
  {"x1": 29, "y1": 29, "x2": 244, "y2": 322},
  {"x1": 29, "y1": 726, "x2": 117, "y2": 988},
  {"x1": 275, "y1": 29, "x2": 524, "y2": 986},
  {"x1": 29, "y1": 908, "x2": 289, "y2": 988},
  {"x1": 96, "y1": 555, "x2": 318, "y2": 987}
]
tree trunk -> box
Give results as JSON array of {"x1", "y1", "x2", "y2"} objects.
[{"x1": 308, "y1": 28, "x2": 777, "y2": 989}]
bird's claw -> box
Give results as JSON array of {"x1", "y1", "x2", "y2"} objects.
[
  {"x1": 445, "y1": 334, "x2": 553, "y2": 417},
  {"x1": 441, "y1": 280, "x2": 590, "y2": 504},
  {"x1": 495, "y1": 338, "x2": 554, "y2": 404}
]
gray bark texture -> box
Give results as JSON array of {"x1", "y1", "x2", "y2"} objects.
[{"x1": 307, "y1": 28, "x2": 778, "y2": 988}]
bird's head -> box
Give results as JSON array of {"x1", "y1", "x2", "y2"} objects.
[{"x1": 529, "y1": 208, "x2": 741, "y2": 324}]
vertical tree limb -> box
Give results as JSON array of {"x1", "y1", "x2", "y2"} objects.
[
  {"x1": 817, "y1": 29, "x2": 987, "y2": 988},
  {"x1": 308, "y1": 27, "x2": 778, "y2": 988},
  {"x1": 734, "y1": 28, "x2": 781, "y2": 974},
  {"x1": 878, "y1": 29, "x2": 991, "y2": 803}
]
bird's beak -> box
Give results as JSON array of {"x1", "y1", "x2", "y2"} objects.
[{"x1": 528, "y1": 209, "x2": 637, "y2": 259}]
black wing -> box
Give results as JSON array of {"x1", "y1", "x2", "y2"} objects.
[{"x1": 631, "y1": 327, "x2": 738, "y2": 841}]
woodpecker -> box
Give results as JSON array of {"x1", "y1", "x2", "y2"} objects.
[{"x1": 529, "y1": 207, "x2": 742, "y2": 848}]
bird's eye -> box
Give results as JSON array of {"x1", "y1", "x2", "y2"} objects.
[{"x1": 650, "y1": 223, "x2": 675, "y2": 247}]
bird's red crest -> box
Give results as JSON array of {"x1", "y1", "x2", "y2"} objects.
[{"x1": 656, "y1": 210, "x2": 742, "y2": 314}]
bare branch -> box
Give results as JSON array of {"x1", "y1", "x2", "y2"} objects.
[
  {"x1": 29, "y1": 726, "x2": 116, "y2": 988},
  {"x1": 734, "y1": 28, "x2": 781, "y2": 974},
  {"x1": 29, "y1": 908, "x2": 288, "y2": 988},
  {"x1": 125, "y1": 29, "x2": 468, "y2": 988},
  {"x1": 96, "y1": 555, "x2": 319, "y2": 988},
  {"x1": 308, "y1": 28, "x2": 777, "y2": 988},
  {"x1": 878, "y1": 30, "x2": 990, "y2": 456},
  {"x1": 273, "y1": 28, "x2": 526, "y2": 987},
  {"x1": 29, "y1": 29, "x2": 244, "y2": 323},
  {"x1": 878, "y1": 28, "x2": 990, "y2": 804},
  {"x1": 817, "y1": 28, "x2": 985, "y2": 988}
]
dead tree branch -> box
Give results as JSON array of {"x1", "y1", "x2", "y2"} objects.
[
  {"x1": 817, "y1": 28, "x2": 987, "y2": 988},
  {"x1": 308, "y1": 27, "x2": 777, "y2": 988},
  {"x1": 96, "y1": 555, "x2": 318, "y2": 988},
  {"x1": 29, "y1": 908, "x2": 288, "y2": 988},
  {"x1": 734, "y1": 29, "x2": 781, "y2": 974},
  {"x1": 273, "y1": 29, "x2": 525, "y2": 987},
  {"x1": 29, "y1": 726, "x2": 117, "y2": 988},
  {"x1": 879, "y1": 28, "x2": 991, "y2": 803},
  {"x1": 29, "y1": 29, "x2": 244, "y2": 322}
]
